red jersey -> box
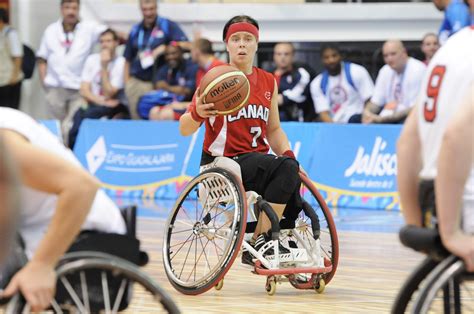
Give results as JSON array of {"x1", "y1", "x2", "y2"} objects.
[
  {"x1": 196, "y1": 59, "x2": 226, "y2": 87},
  {"x1": 189, "y1": 66, "x2": 275, "y2": 157}
]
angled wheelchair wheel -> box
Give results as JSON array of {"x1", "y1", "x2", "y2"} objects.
[
  {"x1": 412, "y1": 255, "x2": 474, "y2": 314},
  {"x1": 391, "y1": 257, "x2": 439, "y2": 314},
  {"x1": 285, "y1": 173, "x2": 339, "y2": 286},
  {"x1": 6, "y1": 252, "x2": 180, "y2": 314},
  {"x1": 163, "y1": 167, "x2": 247, "y2": 295}
]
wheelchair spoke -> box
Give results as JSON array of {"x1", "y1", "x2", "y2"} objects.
[
  {"x1": 209, "y1": 206, "x2": 234, "y2": 225},
  {"x1": 112, "y1": 278, "x2": 128, "y2": 313},
  {"x1": 178, "y1": 205, "x2": 195, "y2": 226},
  {"x1": 60, "y1": 275, "x2": 87, "y2": 313},
  {"x1": 197, "y1": 181, "x2": 213, "y2": 221},
  {"x1": 80, "y1": 271, "x2": 90, "y2": 313},
  {"x1": 50, "y1": 299, "x2": 64, "y2": 314},
  {"x1": 198, "y1": 236, "x2": 212, "y2": 272},
  {"x1": 179, "y1": 234, "x2": 198, "y2": 279},
  {"x1": 186, "y1": 236, "x2": 212, "y2": 282},
  {"x1": 170, "y1": 233, "x2": 197, "y2": 261},
  {"x1": 211, "y1": 237, "x2": 225, "y2": 258},
  {"x1": 194, "y1": 231, "x2": 198, "y2": 282},
  {"x1": 173, "y1": 219, "x2": 194, "y2": 229},
  {"x1": 101, "y1": 271, "x2": 111, "y2": 314},
  {"x1": 170, "y1": 227, "x2": 194, "y2": 234}
]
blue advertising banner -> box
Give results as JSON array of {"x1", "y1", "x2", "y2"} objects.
[
  {"x1": 74, "y1": 119, "x2": 204, "y2": 199},
  {"x1": 281, "y1": 123, "x2": 401, "y2": 210},
  {"x1": 74, "y1": 120, "x2": 402, "y2": 210}
]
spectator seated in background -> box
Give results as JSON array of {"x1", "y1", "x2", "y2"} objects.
[
  {"x1": 0, "y1": 8, "x2": 24, "y2": 110},
  {"x1": 124, "y1": 0, "x2": 190, "y2": 120},
  {"x1": 145, "y1": 38, "x2": 225, "y2": 121},
  {"x1": 421, "y1": 32, "x2": 440, "y2": 65},
  {"x1": 272, "y1": 42, "x2": 313, "y2": 122},
  {"x1": 434, "y1": 0, "x2": 470, "y2": 45},
  {"x1": 139, "y1": 43, "x2": 197, "y2": 120},
  {"x1": 363, "y1": 40, "x2": 426, "y2": 124},
  {"x1": 193, "y1": 38, "x2": 226, "y2": 87},
  {"x1": 68, "y1": 29, "x2": 128, "y2": 149},
  {"x1": 310, "y1": 43, "x2": 374, "y2": 123}
]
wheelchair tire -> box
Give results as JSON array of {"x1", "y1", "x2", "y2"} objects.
[
  {"x1": 391, "y1": 257, "x2": 439, "y2": 314},
  {"x1": 412, "y1": 255, "x2": 472, "y2": 314},
  {"x1": 287, "y1": 173, "x2": 339, "y2": 286},
  {"x1": 6, "y1": 252, "x2": 180, "y2": 314},
  {"x1": 163, "y1": 167, "x2": 247, "y2": 295}
]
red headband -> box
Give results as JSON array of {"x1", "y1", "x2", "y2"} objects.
[{"x1": 225, "y1": 22, "x2": 259, "y2": 42}]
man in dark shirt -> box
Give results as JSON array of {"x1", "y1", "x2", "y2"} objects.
[
  {"x1": 146, "y1": 43, "x2": 197, "y2": 120},
  {"x1": 123, "y1": 0, "x2": 190, "y2": 119}
]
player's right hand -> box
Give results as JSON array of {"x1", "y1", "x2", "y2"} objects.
[
  {"x1": 195, "y1": 87, "x2": 218, "y2": 118},
  {"x1": 443, "y1": 232, "x2": 474, "y2": 272},
  {"x1": 1, "y1": 261, "x2": 56, "y2": 312}
]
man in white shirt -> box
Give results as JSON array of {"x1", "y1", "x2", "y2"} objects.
[
  {"x1": 310, "y1": 43, "x2": 374, "y2": 123},
  {"x1": 68, "y1": 28, "x2": 127, "y2": 148},
  {"x1": 36, "y1": 0, "x2": 107, "y2": 140},
  {"x1": 0, "y1": 108, "x2": 126, "y2": 311},
  {"x1": 363, "y1": 40, "x2": 426, "y2": 124}
]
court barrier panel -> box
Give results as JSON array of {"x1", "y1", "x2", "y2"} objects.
[{"x1": 73, "y1": 119, "x2": 402, "y2": 210}]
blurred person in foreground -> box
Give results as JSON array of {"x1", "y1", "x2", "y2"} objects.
[
  {"x1": 397, "y1": 23, "x2": 473, "y2": 271},
  {"x1": 0, "y1": 108, "x2": 126, "y2": 311}
]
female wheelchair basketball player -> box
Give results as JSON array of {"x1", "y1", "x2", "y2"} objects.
[{"x1": 165, "y1": 15, "x2": 338, "y2": 295}]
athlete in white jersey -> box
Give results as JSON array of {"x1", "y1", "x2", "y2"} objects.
[
  {"x1": 0, "y1": 108, "x2": 126, "y2": 311},
  {"x1": 397, "y1": 25, "x2": 474, "y2": 271}
]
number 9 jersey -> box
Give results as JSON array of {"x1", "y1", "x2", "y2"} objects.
[{"x1": 417, "y1": 26, "x2": 474, "y2": 181}]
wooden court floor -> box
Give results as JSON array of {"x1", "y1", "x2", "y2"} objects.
[{"x1": 138, "y1": 217, "x2": 424, "y2": 314}]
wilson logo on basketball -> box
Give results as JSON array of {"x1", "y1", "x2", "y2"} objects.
[{"x1": 209, "y1": 78, "x2": 241, "y2": 98}]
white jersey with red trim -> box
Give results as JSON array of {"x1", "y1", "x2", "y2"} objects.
[
  {"x1": 417, "y1": 26, "x2": 474, "y2": 232},
  {"x1": 190, "y1": 66, "x2": 275, "y2": 157}
]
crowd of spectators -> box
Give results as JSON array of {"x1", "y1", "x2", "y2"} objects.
[{"x1": 0, "y1": 0, "x2": 471, "y2": 148}]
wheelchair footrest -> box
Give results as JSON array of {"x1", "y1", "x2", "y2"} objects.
[{"x1": 253, "y1": 260, "x2": 333, "y2": 276}]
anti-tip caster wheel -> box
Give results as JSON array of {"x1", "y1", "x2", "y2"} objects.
[
  {"x1": 314, "y1": 279, "x2": 325, "y2": 294},
  {"x1": 266, "y1": 280, "x2": 276, "y2": 296},
  {"x1": 215, "y1": 279, "x2": 224, "y2": 291}
]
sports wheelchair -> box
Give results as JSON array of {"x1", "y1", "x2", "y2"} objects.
[
  {"x1": 1, "y1": 206, "x2": 180, "y2": 313},
  {"x1": 162, "y1": 163, "x2": 339, "y2": 296},
  {"x1": 392, "y1": 225, "x2": 474, "y2": 314}
]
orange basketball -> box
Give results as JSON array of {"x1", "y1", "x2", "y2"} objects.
[{"x1": 200, "y1": 65, "x2": 250, "y2": 115}]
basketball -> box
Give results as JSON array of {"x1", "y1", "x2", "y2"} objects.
[{"x1": 199, "y1": 65, "x2": 250, "y2": 115}]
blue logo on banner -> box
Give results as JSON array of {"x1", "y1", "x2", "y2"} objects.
[
  {"x1": 74, "y1": 119, "x2": 203, "y2": 199},
  {"x1": 282, "y1": 123, "x2": 401, "y2": 210}
]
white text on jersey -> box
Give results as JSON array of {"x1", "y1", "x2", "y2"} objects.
[{"x1": 227, "y1": 104, "x2": 269, "y2": 123}]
